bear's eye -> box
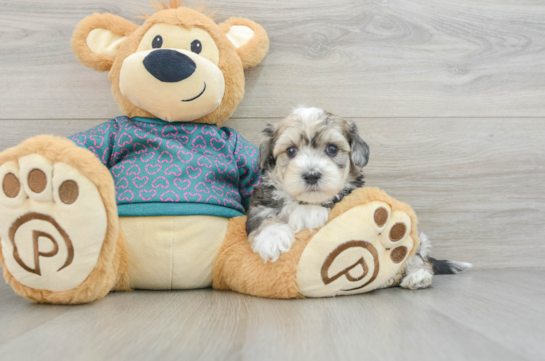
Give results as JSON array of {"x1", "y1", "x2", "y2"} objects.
[
  {"x1": 152, "y1": 35, "x2": 163, "y2": 49},
  {"x1": 191, "y1": 39, "x2": 202, "y2": 54}
]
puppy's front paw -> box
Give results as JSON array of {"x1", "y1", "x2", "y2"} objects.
[
  {"x1": 251, "y1": 223, "x2": 295, "y2": 263},
  {"x1": 400, "y1": 269, "x2": 433, "y2": 290},
  {"x1": 289, "y1": 204, "x2": 329, "y2": 232}
]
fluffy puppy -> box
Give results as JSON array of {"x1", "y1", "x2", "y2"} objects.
[
  {"x1": 246, "y1": 107, "x2": 369, "y2": 262},
  {"x1": 246, "y1": 107, "x2": 471, "y2": 290}
]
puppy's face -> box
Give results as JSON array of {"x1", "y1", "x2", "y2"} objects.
[{"x1": 260, "y1": 107, "x2": 369, "y2": 204}]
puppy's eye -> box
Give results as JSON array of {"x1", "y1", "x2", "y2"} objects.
[
  {"x1": 191, "y1": 40, "x2": 202, "y2": 54},
  {"x1": 286, "y1": 146, "x2": 298, "y2": 158},
  {"x1": 326, "y1": 144, "x2": 338, "y2": 156},
  {"x1": 152, "y1": 35, "x2": 163, "y2": 49}
]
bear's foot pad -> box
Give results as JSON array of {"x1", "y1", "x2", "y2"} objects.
[
  {"x1": 0, "y1": 154, "x2": 108, "y2": 292},
  {"x1": 296, "y1": 201, "x2": 414, "y2": 297}
]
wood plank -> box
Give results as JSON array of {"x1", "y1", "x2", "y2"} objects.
[
  {"x1": 0, "y1": 117, "x2": 544, "y2": 270},
  {"x1": 401, "y1": 270, "x2": 545, "y2": 361},
  {"x1": 2, "y1": 0, "x2": 545, "y2": 119},
  {"x1": 0, "y1": 270, "x2": 541, "y2": 361},
  {"x1": 0, "y1": 287, "x2": 72, "y2": 346}
]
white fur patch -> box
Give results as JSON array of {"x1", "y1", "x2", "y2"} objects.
[
  {"x1": 400, "y1": 268, "x2": 433, "y2": 290},
  {"x1": 292, "y1": 106, "x2": 325, "y2": 124},
  {"x1": 457, "y1": 261, "x2": 473, "y2": 271},
  {"x1": 418, "y1": 232, "x2": 432, "y2": 259},
  {"x1": 447, "y1": 260, "x2": 473, "y2": 273},
  {"x1": 288, "y1": 204, "x2": 329, "y2": 233},
  {"x1": 251, "y1": 223, "x2": 295, "y2": 262}
]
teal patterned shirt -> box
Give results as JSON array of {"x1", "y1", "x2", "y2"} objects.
[{"x1": 69, "y1": 116, "x2": 261, "y2": 218}]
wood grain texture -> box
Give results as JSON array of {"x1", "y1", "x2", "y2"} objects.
[
  {"x1": 2, "y1": 0, "x2": 545, "y2": 119},
  {"x1": 1, "y1": 117, "x2": 544, "y2": 270},
  {"x1": 1, "y1": 269, "x2": 544, "y2": 361}
]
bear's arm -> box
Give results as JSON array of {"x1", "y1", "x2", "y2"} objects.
[{"x1": 68, "y1": 118, "x2": 121, "y2": 168}]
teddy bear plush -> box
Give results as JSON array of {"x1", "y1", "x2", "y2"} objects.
[{"x1": 0, "y1": 1, "x2": 421, "y2": 304}]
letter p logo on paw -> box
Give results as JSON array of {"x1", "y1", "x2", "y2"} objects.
[{"x1": 9, "y1": 213, "x2": 74, "y2": 276}]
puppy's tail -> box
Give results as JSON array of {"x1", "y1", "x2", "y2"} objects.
[
  {"x1": 429, "y1": 258, "x2": 472, "y2": 275},
  {"x1": 418, "y1": 232, "x2": 472, "y2": 275}
]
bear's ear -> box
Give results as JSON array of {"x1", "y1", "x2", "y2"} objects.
[
  {"x1": 219, "y1": 18, "x2": 269, "y2": 69},
  {"x1": 72, "y1": 13, "x2": 139, "y2": 72}
]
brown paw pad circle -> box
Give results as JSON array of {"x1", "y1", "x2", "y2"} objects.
[
  {"x1": 28, "y1": 169, "x2": 47, "y2": 193},
  {"x1": 389, "y1": 223, "x2": 407, "y2": 242},
  {"x1": 2, "y1": 173, "x2": 21, "y2": 198},
  {"x1": 390, "y1": 246, "x2": 408, "y2": 264},
  {"x1": 59, "y1": 180, "x2": 79, "y2": 205},
  {"x1": 374, "y1": 207, "x2": 388, "y2": 227}
]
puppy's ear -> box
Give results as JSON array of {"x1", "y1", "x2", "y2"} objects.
[
  {"x1": 72, "y1": 13, "x2": 138, "y2": 72},
  {"x1": 219, "y1": 18, "x2": 269, "y2": 69},
  {"x1": 348, "y1": 122, "x2": 370, "y2": 168},
  {"x1": 258, "y1": 123, "x2": 277, "y2": 172}
]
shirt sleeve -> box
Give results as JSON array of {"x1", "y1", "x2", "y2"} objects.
[
  {"x1": 234, "y1": 132, "x2": 261, "y2": 211},
  {"x1": 68, "y1": 119, "x2": 120, "y2": 167}
]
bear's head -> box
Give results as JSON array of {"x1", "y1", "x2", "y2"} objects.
[{"x1": 71, "y1": 1, "x2": 269, "y2": 125}]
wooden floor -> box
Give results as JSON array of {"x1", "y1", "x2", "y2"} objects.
[
  {"x1": 0, "y1": 269, "x2": 543, "y2": 361},
  {"x1": 1, "y1": 0, "x2": 545, "y2": 359}
]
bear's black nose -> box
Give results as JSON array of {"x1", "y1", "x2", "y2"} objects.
[{"x1": 143, "y1": 49, "x2": 196, "y2": 83}]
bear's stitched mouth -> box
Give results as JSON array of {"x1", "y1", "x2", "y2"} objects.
[{"x1": 182, "y1": 82, "x2": 206, "y2": 102}]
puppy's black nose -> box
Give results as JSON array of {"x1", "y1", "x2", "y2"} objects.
[
  {"x1": 143, "y1": 49, "x2": 196, "y2": 83},
  {"x1": 303, "y1": 172, "x2": 322, "y2": 185}
]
